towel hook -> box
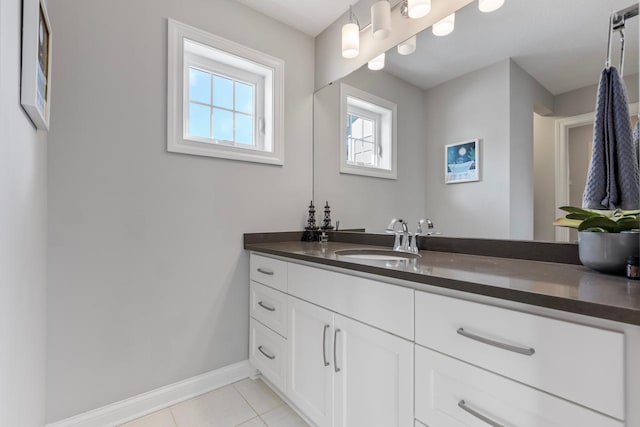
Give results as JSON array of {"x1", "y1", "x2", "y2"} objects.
[
  {"x1": 606, "y1": 9, "x2": 628, "y2": 75},
  {"x1": 606, "y1": 11, "x2": 614, "y2": 69}
]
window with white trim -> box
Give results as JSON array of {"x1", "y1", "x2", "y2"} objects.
[
  {"x1": 168, "y1": 20, "x2": 284, "y2": 165},
  {"x1": 340, "y1": 84, "x2": 397, "y2": 179}
]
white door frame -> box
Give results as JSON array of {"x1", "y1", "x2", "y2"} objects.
[{"x1": 554, "y1": 103, "x2": 638, "y2": 242}]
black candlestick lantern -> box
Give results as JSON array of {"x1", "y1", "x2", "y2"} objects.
[
  {"x1": 321, "y1": 201, "x2": 334, "y2": 231},
  {"x1": 303, "y1": 200, "x2": 319, "y2": 241}
]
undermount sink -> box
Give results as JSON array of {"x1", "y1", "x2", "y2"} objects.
[{"x1": 334, "y1": 249, "x2": 421, "y2": 261}]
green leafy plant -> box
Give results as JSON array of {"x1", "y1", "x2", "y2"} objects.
[{"x1": 553, "y1": 206, "x2": 640, "y2": 233}]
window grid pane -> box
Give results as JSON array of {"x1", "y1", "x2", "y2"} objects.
[
  {"x1": 188, "y1": 67, "x2": 256, "y2": 147},
  {"x1": 346, "y1": 113, "x2": 378, "y2": 167}
]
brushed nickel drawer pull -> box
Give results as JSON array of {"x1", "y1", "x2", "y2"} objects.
[
  {"x1": 457, "y1": 328, "x2": 535, "y2": 356},
  {"x1": 458, "y1": 400, "x2": 505, "y2": 427},
  {"x1": 258, "y1": 345, "x2": 276, "y2": 360},
  {"x1": 257, "y1": 268, "x2": 274, "y2": 276},
  {"x1": 333, "y1": 329, "x2": 341, "y2": 373},
  {"x1": 323, "y1": 324, "x2": 330, "y2": 367},
  {"x1": 258, "y1": 301, "x2": 276, "y2": 312}
]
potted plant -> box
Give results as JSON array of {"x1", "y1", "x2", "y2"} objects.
[{"x1": 554, "y1": 207, "x2": 640, "y2": 274}]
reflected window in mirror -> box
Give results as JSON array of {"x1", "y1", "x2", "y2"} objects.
[{"x1": 340, "y1": 84, "x2": 397, "y2": 179}]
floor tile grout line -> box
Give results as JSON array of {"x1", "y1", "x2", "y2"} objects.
[
  {"x1": 168, "y1": 406, "x2": 179, "y2": 427},
  {"x1": 233, "y1": 381, "x2": 262, "y2": 418}
]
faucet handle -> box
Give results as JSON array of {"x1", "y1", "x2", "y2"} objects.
[
  {"x1": 385, "y1": 218, "x2": 399, "y2": 233},
  {"x1": 416, "y1": 219, "x2": 434, "y2": 235}
]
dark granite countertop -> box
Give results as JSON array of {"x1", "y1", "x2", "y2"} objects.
[{"x1": 244, "y1": 239, "x2": 640, "y2": 326}]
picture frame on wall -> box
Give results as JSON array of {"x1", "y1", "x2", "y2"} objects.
[
  {"x1": 21, "y1": 0, "x2": 52, "y2": 130},
  {"x1": 445, "y1": 139, "x2": 480, "y2": 184}
]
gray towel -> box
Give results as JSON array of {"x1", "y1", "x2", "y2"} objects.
[{"x1": 582, "y1": 66, "x2": 639, "y2": 210}]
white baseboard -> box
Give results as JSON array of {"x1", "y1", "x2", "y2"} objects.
[{"x1": 47, "y1": 360, "x2": 253, "y2": 427}]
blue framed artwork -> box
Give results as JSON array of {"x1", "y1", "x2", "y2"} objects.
[{"x1": 445, "y1": 139, "x2": 480, "y2": 184}]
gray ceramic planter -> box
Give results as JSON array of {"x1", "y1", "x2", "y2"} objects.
[{"x1": 578, "y1": 231, "x2": 640, "y2": 274}]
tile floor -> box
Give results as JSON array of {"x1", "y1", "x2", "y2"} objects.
[{"x1": 120, "y1": 378, "x2": 310, "y2": 427}]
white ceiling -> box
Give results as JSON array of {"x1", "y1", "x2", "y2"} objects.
[
  {"x1": 233, "y1": 0, "x2": 354, "y2": 36},
  {"x1": 234, "y1": 0, "x2": 639, "y2": 95},
  {"x1": 384, "y1": 0, "x2": 639, "y2": 94}
]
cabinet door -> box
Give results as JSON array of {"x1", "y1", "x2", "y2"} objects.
[
  {"x1": 287, "y1": 296, "x2": 334, "y2": 427},
  {"x1": 333, "y1": 314, "x2": 413, "y2": 427}
]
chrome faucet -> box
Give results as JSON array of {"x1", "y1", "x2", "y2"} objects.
[
  {"x1": 387, "y1": 218, "x2": 436, "y2": 254},
  {"x1": 386, "y1": 219, "x2": 409, "y2": 252}
]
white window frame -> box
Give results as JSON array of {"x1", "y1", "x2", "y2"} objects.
[
  {"x1": 340, "y1": 83, "x2": 397, "y2": 179},
  {"x1": 168, "y1": 19, "x2": 285, "y2": 165}
]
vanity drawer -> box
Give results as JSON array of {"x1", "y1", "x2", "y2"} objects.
[
  {"x1": 249, "y1": 318, "x2": 287, "y2": 392},
  {"x1": 250, "y1": 254, "x2": 287, "y2": 292},
  {"x1": 288, "y1": 262, "x2": 414, "y2": 340},
  {"x1": 415, "y1": 345, "x2": 623, "y2": 427},
  {"x1": 415, "y1": 291, "x2": 624, "y2": 419},
  {"x1": 250, "y1": 281, "x2": 287, "y2": 337}
]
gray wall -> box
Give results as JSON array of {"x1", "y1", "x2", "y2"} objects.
[
  {"x1": 423, "y1": 59, "x2": 552, "y2": 240},
  {"x1": 423, "y1": 60, "x2": 512, "y2": 238},
  {"x1": 0, "y1": 0, "x2": 48, "y2": 425},
  {"x1": 532, "y1": 113, "x2": 556, "y2": 241},
  {"x1": 508, "y1": 61, "x2": 553, "y2": 240},
  {"x1": 314, "y1": 67, "x2": 428, "y2": 232},
  {"x1": 46, "y1": 0, "x2": 314, "y2": 422}
]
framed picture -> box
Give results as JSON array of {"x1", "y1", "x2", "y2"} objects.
[
  {"x1": 21, "y1": 0, "x2": 52, "y2": 130},
  {"x1": 445, "y1": 139, "x2": 480, "y2": 184}
]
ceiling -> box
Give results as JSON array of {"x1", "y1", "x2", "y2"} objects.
[
  {"x1": 234, "y1": 0, "x2": 638, "y2": 95},
  {"x1": 384, "y1": 0, "x2": 639, "y2": 94},
  {"x1": 233, "y1": 0, "x2": 354, "y2": 36}
]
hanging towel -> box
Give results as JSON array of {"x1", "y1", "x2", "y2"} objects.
[{"x1": 583, "y1": 66, "x2": 639, "y2": 210}]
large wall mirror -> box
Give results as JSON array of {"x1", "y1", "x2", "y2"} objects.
[{"x1": 313, "y1": 0, "x2": 639, "y2": 242}]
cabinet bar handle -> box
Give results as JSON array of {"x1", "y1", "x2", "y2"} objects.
[
  {"x1": 258, "y1": 301, "x2": 276, "y2": 312},
  {"x1": 257, "y1": 345, "x2": 276, "y2": 360},
  {"x1": 322, "y1": 324, "x2": 330, "y2": 367},
  {"x1": 457, "y1": 328, "x2": 535, "y2": 356},
  {"x1": 257, "y1": 268, "x2": 274, "y2": 276},
  {"x1": 458, "y1": 400, "x2": 505, "y2": 427},
  {"x1": 333, "y1": 329, "x2": 341, "y2": 373}
]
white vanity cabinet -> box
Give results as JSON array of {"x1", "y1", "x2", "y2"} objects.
[
  {"x1": 287, "y1": 296, "x2": 333, "y2": 427},
  {"x1": 287, "y1": 296, "x2": 413, "y2": 427},
  {"x1": 248, "y1": 251, "x2": 634, "y2": 427}
]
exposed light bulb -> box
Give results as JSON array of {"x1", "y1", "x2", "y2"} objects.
[
  {"x1": 432, "y1": 13, "x2": 455, "y2": 36},
  {"x1": 368, "y1": 53, "x2": 385, "y2": 70},
  {"x1": 342, "y1": 22, "x2": 359, "y2": 58},
  {"x1": 408, "y1": 0, "x2": 431, "y2": 19},
  {"x1": 478, "y1": 0, "x2": 504, "y2": 13},
  {"x1": 397, "y1": 35, "x2": 416, "y2": 55},
  {"x1": 371, "y1": 1, "x2": 391, "y2": 40}
]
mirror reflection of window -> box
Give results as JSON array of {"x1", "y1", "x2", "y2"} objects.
[
  {"x1": 340, "y1": 84, "x2": 397, "y2": 179},
  {"x1": 347, "y1": 108, "x2": 379, "y2": 167}
]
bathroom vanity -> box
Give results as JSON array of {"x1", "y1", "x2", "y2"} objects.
[{"x1": 244, "y1": 233, "x2": 640, "y2": 427}]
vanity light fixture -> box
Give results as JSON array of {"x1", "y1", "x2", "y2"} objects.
[
  {"x1": 432, "y1": 13, "x2": 455, "y2": 36},
  {"x1": 342, "y1": 6, "x2": 360, "y2": 59},
  {"x1": 368, "y1": 52, "x2": 386, "y2": 70},
  {"x1": 371, "y1": 0, "x2": 391, "y2": 40},
  {"x1": 478, "y1": 0, "x2": 504, "y2": 13},
  {"x1": 407, "y1": 0, "x2": 431, "y2": 19},
  {"x1": 397, "y1": 35, "x2": 417, "y2": 55}
]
